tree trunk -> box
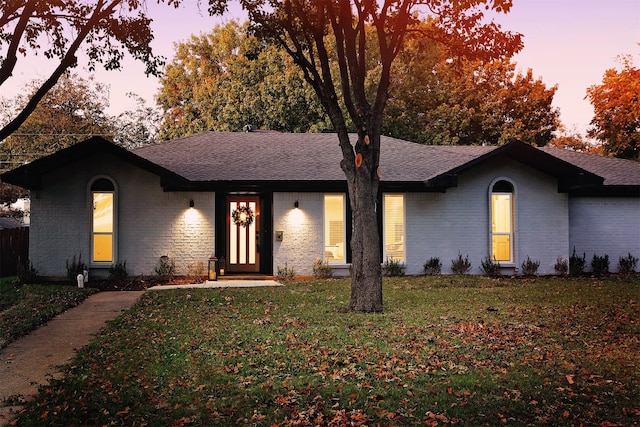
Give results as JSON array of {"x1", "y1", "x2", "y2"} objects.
[{"x1": 347, "y1": 151, "x2": 383, "y2": 313}]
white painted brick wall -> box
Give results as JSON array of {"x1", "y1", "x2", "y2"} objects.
[
  {"x1": 405, "y1": 158, "x2": 569, "y2": 275},
  {"x1": 273, "y1": 192, "x2": 324, "y2": 276},
  {"x1": 30, "y1": 153, "x2": 215, "y2": 279},
  {"x1": 569, "y1": 197, "x2": 640, "y2": 272}
]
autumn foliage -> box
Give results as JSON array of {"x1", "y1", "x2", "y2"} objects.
[{"x1": 586, "y1": 55, "x2": 640, "y2": 160}]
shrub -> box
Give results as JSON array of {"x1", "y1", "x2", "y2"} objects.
[
  {"x1": 17, "y1": 260, "x2": 38, "y2": 284},
  {"x1": 66, "y1": 254, "x2": 86, "y2": 283},
  {"x1": 312, "y1": 258, "x2": 333, "y2": 279},
  {"x1": 480, "y1": 255, "x2": 501, "y2": 277},
  {"x1": 554, "y1": 257, "x2": 569, "y2": 275},
  {"x1": 108, "y1": 261, "x2": 128, "y2": 280},
  {"x1": 423, "y1": 257, "x2": 442, "y2": 276},
  {"x1": 569, "y1": 247, "x2": 586, "y2": 276},
  {"x1": 591, "y1": 253, "x2": 609, "y2": 275},
  {"x1": 382, "y1": 257, "x2": 406, "y2": 277},
  {"x1": 187, "y1": 261, "x2": 206, "y2": 283},
  {"x1": 451, "y1": 252, "x2": 472, "y2": 275},
  {"x1": 155, "y1": 255, "x2": 176, "y2": 280},
  {"x1": 276, "y1": 262, "x2": 296, "y2": 282},
  {"x1": 521, "y1": 256, "x2": 541, "y2": 276},
  {"x1": 618, "y1": 253, "x2": 639, "y2": 274}
]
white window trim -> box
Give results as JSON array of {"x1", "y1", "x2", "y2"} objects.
[
  {"x1": 88, "y1": 176, "x2": 118, "y2": 267},
  {"x1": 488, "y1": 178, "x2": 516, "y2": 266}
]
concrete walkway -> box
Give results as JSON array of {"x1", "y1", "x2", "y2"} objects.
[
  {"x1": 0, "y1": 291, "x2": 143, "y2": 426},
  {"x1": 148, "y1": 279, "x2": 282, "y2": 290}
]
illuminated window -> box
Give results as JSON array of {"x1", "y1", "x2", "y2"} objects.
[
  {"x1": 324, "y1": 194, "x2": 345, "y2": 263},
  {"x1": 383, "y1": 194, "x2": 405, "y2": 262},
  {"x1": 491, "y1": 180, "x2": 514, "y2": 263},
  {"x1": 91, "y1": 178, "x2": 115, "y2": 263}
]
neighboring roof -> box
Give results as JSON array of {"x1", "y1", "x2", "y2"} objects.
[
  {"x1": 2, "y1": 132, "x2": 638, "y2": 196},
  {"x1": 0, "y1": 217, "x2": 24, "y2": 229}
]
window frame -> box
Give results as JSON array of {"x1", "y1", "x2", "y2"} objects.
[
  {"x1": 323, "y1": 193, "x2": 346, "y2": 264},
  {"x1": 489, "y1": 178, "x2": 515, "y2": 265},
  {"x1": 382, "y1": 193, "x2": 406, "y2": 263},
  {"x1": 89, "y1": 176, "x2": 118, "y2": 266}
]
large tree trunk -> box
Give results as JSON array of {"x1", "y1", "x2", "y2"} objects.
[
  {"x1": 333, "y1": 126, "x2": 383, "y2": 313},
  {"x1": 348, "y1": 168, "x2": 383, "y2": 312}
]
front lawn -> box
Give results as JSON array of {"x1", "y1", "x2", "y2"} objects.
[
  {"x1": 14, "y1": 275, "x2": 640, "y2": 426},
  {"x1": 0, "y1": 277, "x2": 98, "y2": 349}
]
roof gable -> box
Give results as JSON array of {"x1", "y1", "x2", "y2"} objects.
[
  {"x1": 425, "y1": 140, "x2": 605, "y2": 192},
  {"x1": 1, "y1": 136, "x2": 188, "y2": 190}
]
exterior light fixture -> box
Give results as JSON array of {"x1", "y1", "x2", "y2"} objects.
[
  {"x1": 208, "y1": 256, "x2": 218, "y2": 281},
  {"x1": 189, "y1": 199, "x2": 194, "y2": 208},
  {"x1": 294, "y1": 200, "x2": 299, "y2": 208}
]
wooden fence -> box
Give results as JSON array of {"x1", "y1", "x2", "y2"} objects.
[{"x1": 0, "y1": 227, "x2": 29, "y2": 277}]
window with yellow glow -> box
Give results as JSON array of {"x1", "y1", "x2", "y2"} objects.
[
  {"x1": 91, "y1": 179, "x2": 115, "y2": 263},
  {"x1": 491, "y1": 181, "x2": 513, "y2": 263},
  {"x1": 324, "y1": 194, "x2": 345, "y2": 263},
  {"x1": 384, "y1": 194, "x2": 405, "y2": 262}
]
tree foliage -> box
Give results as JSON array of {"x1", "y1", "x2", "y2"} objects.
[
  {"x1": 384, "y1": 36, "x2": 559, "y2": 146},
  {"x1": 114, "y1": 93, "x2": 163, "y2": 149},
  {"x1": 205, "y1": 0, "x2": 522, "y2": 312},
  {"x1": 157, "y1": 21, "x2": 331, "y2": 139},
  {"x1": 0, "y1": 0, "x2": 178, "y2": 142},
  {"x1": 0, "y1": 73, "x2": 114, "y2": 164},
  {"x1": 586, "y1": 55, "x2": 640, "y2": 160}
]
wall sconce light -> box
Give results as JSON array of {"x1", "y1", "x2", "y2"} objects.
[
  {"x1": 189, "y1": 199, "x2": 195, "y2": 208},
  {"x1": 294, "y1": 200, "x2": 299, "y2": 208}
]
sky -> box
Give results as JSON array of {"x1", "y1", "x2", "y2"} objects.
[{"x1": 4, "y1": 0, "x2": 639, "y2": 136}]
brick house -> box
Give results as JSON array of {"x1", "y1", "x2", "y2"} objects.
[{"x1": 2, "y1": 132, "x2": 639, "y2": 279}]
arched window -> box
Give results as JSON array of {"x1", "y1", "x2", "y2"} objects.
[
  {"x1": 91, "y1": 178, "x2": 116, "y2": 263},
  {"x1": 491, "y1": 180, "x2": 514, "y2": 263}
]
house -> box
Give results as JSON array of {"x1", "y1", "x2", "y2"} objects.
[{"x1": 1, "y1": 132, "x2": 638, "y2": 279}]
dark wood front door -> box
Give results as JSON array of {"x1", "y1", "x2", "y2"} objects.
[{"x1": 226, "y1": 196, "x2": 260, "y2": 273}]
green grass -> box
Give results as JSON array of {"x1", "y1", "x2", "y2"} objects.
[
  {"x1": 13, "y1": 275, "x2": 640, "y2": 426},
  {"x1": 0, "y1": 277, "x2": 98, "y2": 349}
]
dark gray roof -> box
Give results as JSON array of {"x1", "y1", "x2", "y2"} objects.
[
  {"x1": 540, "y1": 147, "x2": 640, "y2": 186},
  {"x1": 3, "y1": 132, "x2": 638, "y2": 196},
  {"x1": 132, "y1": 131, "x2": 495, "y2": 183}
]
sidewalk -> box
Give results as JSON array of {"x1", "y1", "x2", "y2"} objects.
[{"x1": 0, "y1": 291, "x2": 143, "y2": 426}]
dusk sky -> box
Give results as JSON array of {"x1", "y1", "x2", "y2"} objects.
[{"x1": 5, "y1": 0, "x2": 639, "y2": 137}]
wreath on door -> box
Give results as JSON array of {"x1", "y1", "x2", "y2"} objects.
[{"x1": 232, "y1": 205, "x2": 254, "y2": 228}]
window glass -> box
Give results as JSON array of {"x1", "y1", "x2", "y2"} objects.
[
  {"x1": 384, "y1": 194, "x2": 405, "y2": 262},
  {"x1": 491, "y1": 181, "x2": 513, "y2": 263},
  {"x1": 92, "y1": 187, "x2": 114, "y2": 263},
  {"x1": 324, "y1": 194, "x2": 345, "y2": 263}
]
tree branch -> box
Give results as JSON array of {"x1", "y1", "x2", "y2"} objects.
[
  {"x1": 0, "y1": 0, "x2": 119, "y2": 142},
  {"x1": 0, "y1": 0, "x2": 37, "y2": 86}
]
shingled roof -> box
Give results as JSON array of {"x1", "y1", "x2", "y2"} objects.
[
  {"x1": 2, "y1": 132, "x2": 639, "y2": 196},
  {"x1": 131, "y1": 131, "x2": 493, "y2": 184}
]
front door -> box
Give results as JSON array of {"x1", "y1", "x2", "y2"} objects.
[{"x1": 226, "y1": 196, "x2": 260, "y2": 273}]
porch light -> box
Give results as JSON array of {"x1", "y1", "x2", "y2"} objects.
[
  {"x1": 208, "y1": 256, "x2": 218, "y2": 281},
  {"x1": 294, "y1": 200, "x2": 299, "y2": 208},
  {"x1": 189, "y1": 199, "x2": 194, "y2": 208}
]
